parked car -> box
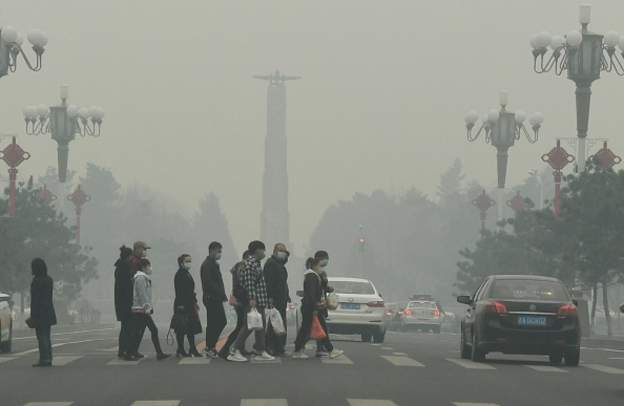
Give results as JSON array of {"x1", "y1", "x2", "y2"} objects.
[
  {"x1": 326, "y1": 277, "x2": 388, "y2": 343},
  {"x1": 400, "y1": 300, "x2": 444, "y2": 333},
  {"x1": 457, "y1": 275, "x2": 581, "y2": 366},
  {"x1": 0, "y1": 292, "x2": 13, "y2": 353}
]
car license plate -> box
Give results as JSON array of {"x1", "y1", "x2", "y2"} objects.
[
  {"x1": 341, "y1": 303, "x2": 360, "y2": 310},
  {"x1": 517, "y1": 316, "x2": 547, "y2": 327}
]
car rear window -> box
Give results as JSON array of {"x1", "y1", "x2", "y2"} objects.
[
  {"x1": 331, "y1": 281, "x2": 375, "y2": 295},
  {"x1": 408, "y1": 301, "x2": 437, "y2": 309},
  {"x1": 489, "y1": 279, "x2": 569, "y2": 301}
]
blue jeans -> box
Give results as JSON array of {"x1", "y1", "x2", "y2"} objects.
[{"x1": 36, "y1": 325, "x2": 52, "y2": 364}]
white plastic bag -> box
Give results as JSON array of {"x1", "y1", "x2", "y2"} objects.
[
  {"x1": 247, "y1": 307, "x2": 264, "y2": 331},
  {"x1": 267, "y1": 307, "x2": 286, "y2": 335},
  {"x1": 326, "y1": 292, "x2": 338, "y2": 311}
]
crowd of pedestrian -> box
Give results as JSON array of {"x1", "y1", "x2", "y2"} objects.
[{"x1": 111, "y1": 239, "x2": 344, "y2": 363}]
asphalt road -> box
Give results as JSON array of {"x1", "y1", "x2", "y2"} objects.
[{"x1": 2, "y1": 325, "x2": 624, "y2": 406}]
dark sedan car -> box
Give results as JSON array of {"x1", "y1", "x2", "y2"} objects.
[{"x1": 457, "y1": 275, "x2": 581, "y2": 366}]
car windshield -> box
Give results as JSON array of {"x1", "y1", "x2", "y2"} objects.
[
  {"x1": 489, "y1": 279, "x2": 569, "y2": 301},
  {"x1": 408, "y1": 301, "x2": 436, "y2": 309},
  {"x1": 331, "y1": 281, "x2": 375, "y2": 295}
]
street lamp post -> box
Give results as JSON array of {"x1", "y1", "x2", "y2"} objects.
[
  {"x1": 472, "y1": 190, "x2": 496, "y2": 236},
  {"x1": 542, "y1": 140, "x2": 575, "y2": 218},
  {"x1": 67, "y1": 185, "x2": 90, "y2": 244},
  {"x1": 531, "y1": 4, "x2": 624, "y2": 172},
  {"x1": 0, "y1": 137, "x2": 30, "y2": 216},
  {"x1": 590, "y1": 141, "x2": 622, "y2": 170},
  {"x1": 0, "y1": 25, "x2": 47, "y2": 79},
  {"x1": 24, "y1": 85, "x2": 104, "y2": 183},
  {"x1": 465, "y1": 91, "x2": 543, "y2": 223}
]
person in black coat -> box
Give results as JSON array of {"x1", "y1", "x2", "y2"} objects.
[
  {"x1": 29, "y1": 258, "x2": 57, "y2": 367},
  {"x1": 114, "y1": 245, "x2": 134, "y2": 358},
  {"x1": 263, "y1": 243, "x2": 291, "y2": 356},
  {"x1": 173, "y1": 254, "x2": 202, "y2": 357},
  {"x1": 200, "y1": 241, "x2": 227, "y2": 358}
]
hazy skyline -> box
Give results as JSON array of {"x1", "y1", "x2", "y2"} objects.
[{"x1": 2, "y1": 1, "x2": 624, "y2": 253}]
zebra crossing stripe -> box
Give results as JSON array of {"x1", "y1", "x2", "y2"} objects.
[
  {"x1": 347, "y1": 400, "x2": 398, "y2": 406},
  {"x1": 525, "y1": 365, "x2": 567, "y2": 373},
  {"x1": 53, "y1": 356, "x2": 82, "y2": 366},
  {"x1": 321, "y1": 354, "x2": 354, "y2": 365},
  {"x1": 23, "y1": 403, "x2": 73, "y2": 406},
  {"x1": 583, "y1": 364, "x2": 624, "y2": 374},
  {"x1": 107, "y1": 357, "x2": 143, "y2": 366},
  {"x1": 381, "y1": 355, "x2": 424, "y2": 367},
  {"x1": 0, "y1": 357, "x2": 17, "y2": 364},
  {"x1": 453, "y1": 403, "x2": 500, "y2": 406},
  {"x1": 446, "y1": 358, "x2": 496, "y2": 370},
  {"x1": 178, "y1": 357, "x2": 211, "y2": 365},
  {"x1": 130, "y1": 402, "x2": 180, "y2": 406},
  {"x1": 241, "y1": 400, "x2": 288, "y2": 406}
]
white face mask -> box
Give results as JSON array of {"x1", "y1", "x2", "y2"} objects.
[{"x1": 144, "y1": 266, "x2": 153, "y2": 275}]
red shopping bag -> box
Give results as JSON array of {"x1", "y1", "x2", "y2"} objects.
[{"x1": 310, "y1": 314, "x2": 327, "y2": 340}]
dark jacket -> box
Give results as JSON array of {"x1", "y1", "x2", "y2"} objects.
[
  {"x1": 114, "y1": 258, "x2": 133, "y2": 321},
  {"x1": 174, "y1": 268, "x2": 199, "y2": 315},
  {"x1": 230, "y1": 261, "x2": 246, "y2": 306},
  {"x1": 200, "y1": 256, "x2": 227, "y2": 304},
  {"x1": 302, "y1": 270, "x2": 322, "y2": 310},
  {"x1": 263, "y1": 256, "x2": 290, "y2": 308},
  {"x1": 30, "y1": 275, "x2": 57, "y2": 327}
]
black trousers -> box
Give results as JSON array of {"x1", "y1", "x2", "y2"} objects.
[
  {"x1": 316, "y1": 313, "x2": 330, "y2": 352},
  {"x1": 35, "y1": 324, "x2": 52, "y2": 363},
  {"x1": 118, "y1": 318, "x2": 132, "y2": 355},
  {"x1": 218, "y1": 305, "x2": 245, "y2": 357},
  {"x1": 130, "y1": 313, "x2": 164, "y2": 355},
  {"x1": 205, "y1": 301, "x2": 227, "y2": 350},
  {"x1": 266, "y1": 305, "x2": 287, "y2": 355},
  {"x1": 294, "y1": 307, "x2": 333, "y2": 353}
]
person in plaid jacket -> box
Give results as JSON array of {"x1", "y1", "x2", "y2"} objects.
[{"x1": 228, "y1": 240, "x2": 275, "y2": 362}]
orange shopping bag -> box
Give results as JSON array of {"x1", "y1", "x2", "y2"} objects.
[{"x1": 310, "y1": 314, "x2": 327, "y2": 340}]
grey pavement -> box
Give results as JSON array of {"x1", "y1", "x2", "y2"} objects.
[{"x1": 2, "y1": 326, "x2": 624, "y2": 406}]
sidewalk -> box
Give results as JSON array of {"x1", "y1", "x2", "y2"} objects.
[{"x1": 584, "y1": 334, "x2": 624, "y2": 350}]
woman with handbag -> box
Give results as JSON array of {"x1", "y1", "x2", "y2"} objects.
[
  {"x1": 29, "y1": 258, "x2": 57, "y2": 367},
  {"x1": 292, "y1": 257, "x2": 343, "y2": 360},
  {"x1": 173, "y1": 254, "x2": 202, "y2": 357}
]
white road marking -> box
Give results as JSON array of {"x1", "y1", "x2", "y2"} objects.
[
  {"x1": 381, "y1": 355, "x2": 424, "y2": 367},
  {"x1": 453, "y1": 403, "x2": 500, "y2": 406},
  {"x1": 241, "y1": 400, "x2": 288, "y2": 406},
  {"x1": 0, "y1": 357, "x2": 17, "y2": 364},
  {"x1": 608, "y1": 357, "x2": 624, "y2": 360},
  {"x1": 107, "y1": 357, "x2": 143, "y2": 366},
  {"x1": 446, "y1": 358, "x2": 496, "y2": 370},
  {"x1": 322, "y1": 354, "x2": 354, "y2": 365},
  {"x1": 392, "y1": 352, "x2": 407, "y2": 356},
  {"x1": 583, "y1": 364, "x2": 624, "y2": 374},
  {"x1": 131, "y1": 402, "x2": 180, "y2": 406},
  {"x1": 23, "y1": 403, "x2": 74, "y2": 406},
  {"x1": 525, "y1": 365, "x2": 567, "y2": 373},
  {"x1": 347, "y1": 400, "x2": 398, "y2": 406},
  {"x1": 52, "y1": 356, "x2": 82, "y2": 366},
  {"x1": 178, "y1": 357, "x2": 211, "y2": 365},
  {"x1": 250, "y1": 357, "x2": 282, "y2": 364},
  {"x1": 13, "y1": 338, "x2": 110, "y2": 357},
  {"x1": 14, "y1": 327, "x2": 116, "y2": 341},
  {"x1": 380, "y1": 347, "x2": 394, "y2": 351}
]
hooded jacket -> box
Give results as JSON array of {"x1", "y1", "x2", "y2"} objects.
[{"x1": 132, "y1": 271, "x2": 153, "y2": 314}]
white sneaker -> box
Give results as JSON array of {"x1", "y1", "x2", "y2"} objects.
[
  {"x1": 316, "y1": 351, "x2": 330, "y2": 358},
  {"x1": 227, "y1": 350, "x2": 248, "y2": 363},
  {"x1": 292, "y1": 351, "x2": 309, "y2": 360},
  {"x1": 329, "y1": 349, "x2": 344, "y2": 359},
  {"x1": 255, "y1": 351, "x2": 275, "y2": 361}
]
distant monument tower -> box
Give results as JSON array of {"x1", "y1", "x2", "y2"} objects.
[{"x1": 254, "y1": 70, "x2": 300, "y2": 249}]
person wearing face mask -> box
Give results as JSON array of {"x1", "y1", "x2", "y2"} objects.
[
  {"x1": 173, "y1": 254, "x2": 203, "y2": 357},
  {"x1": 263, "y1": 243, "x2": 291, "y2": 356},
  {"x1": 200, "y1": 241, "x2": 227, "y2": 359},
  {"x1": 127, "y1": 258, "x2": 170, "y2": 361},
  {"x1": 314, "y1": 250, "x2": 333, "y2": 357},
  {"x1": 130, "y1": 241, "x2": 150, "y2": 273}
]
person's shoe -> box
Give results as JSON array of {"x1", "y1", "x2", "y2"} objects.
[
  {"x1": 329, "y1": 349, "x2": 344, "y2": 359},
  {"x1": 189, "y1": 350, "x2": 202, "y2": 358},
  {"x1": 227, "y1": 350, "x2": 248, "y2": 363},
  {"x1": 122, "y1": 354, "x2": 138, "y2": 361},
  {"x1": 316, "y1": 351, "x2": 330, "y2": 358},
  {"x1": 291, "y1": 351, "x2": 309, "y2": 360},
  {"x1": 205, "y1": 349, "x2": 219, "y2": 359},
  {"x1": 117, "y1": 352, "x2": 125, "y2": 359},
  {"x1": 176, "y1": 349, "x2": 190, "y2": 358},
  {"x1": 32, "y1": 362, "x2": 52, "y2": 367},
  {"x1": 133, "y1": 352, "x2": 145, "y2": 359},
  {"x1": 156, "y1": 353, "x2": 171, "y2": 361},
  {"x1": 254, "y1": 351, "x2": 275, "y2": 361}
]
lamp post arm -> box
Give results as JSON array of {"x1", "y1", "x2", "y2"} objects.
[
  {"x1": 467, "y1": 123, "x2": 488, "y2": 143},
  {"x1": 519, "y1": 124, "x2": 539, "y2": 144},
  {"x1": 12, "y1": 45, "x2": 43, "y2": 72}
]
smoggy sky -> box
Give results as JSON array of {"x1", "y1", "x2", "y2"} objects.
[{"x1": 1, "y1": 1, "x2": 623, "y2": 253}]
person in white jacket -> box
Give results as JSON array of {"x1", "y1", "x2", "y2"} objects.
[{"x1": 125, "y1": 258, "x2": 170, "y2": 361}]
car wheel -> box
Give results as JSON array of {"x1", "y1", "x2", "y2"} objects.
[
  {"x1": 470, "y1": 330, "x2": 486, "y2": 362},
  {"x1": 361, "y1": 332, "x2": 372, "y2": 342},
  {"x1": 549, "y1": 352, "x2": 563, "y2": 365},
  {"x1": 0, "y1": 320, "x2": 9, "y2": 353},
  {"x1": 564, "y1": 349, "x2": 580, "y2": 367},
  {"x1": 460, "y1": 331, "x2": 470, "y2": 359},
  {"x1": 373, "y1": 329, "x2": 385, "y2": 344}
]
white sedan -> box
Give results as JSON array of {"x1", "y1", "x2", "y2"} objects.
[{"x1": 0, "y1": 292, "x2": 13, "y2": 353}]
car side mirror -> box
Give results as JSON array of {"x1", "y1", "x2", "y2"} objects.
[
  {"x1": 457, "y1": 295, "x2": 473, "y2": 305},
  {"x1": 296, "y1": 290, "x2": 303, "y2": 298},
  {"x1": 572, "y1": 299, "x2": 578, "y2": 307}
]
